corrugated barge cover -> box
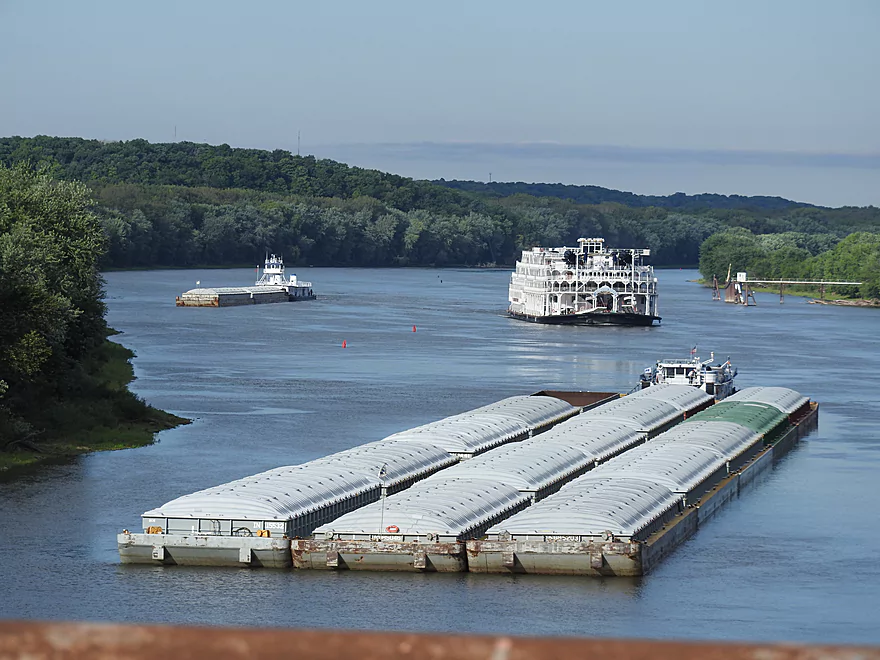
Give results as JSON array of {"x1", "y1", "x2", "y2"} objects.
[
  {"x1": 689, "y1": 401, "x2": 786, "y2": 437},
  {"x1": 650, "y1": 420, "x2": 762, "y2": 462},
  {"x1": 535, "y1": 419, "x2": 646, "y2": 463},
  {"x1": 469, "y1": 395, "x2": 577, "y2": 428},
  {"x1": 726, "y1": 386, "x2": 810, "y2": 415},
  {"x1": 485, "y1": 476, "x2": 681, "y2": 540},
  {"x1": 313, "y1": 478, "x2": 529, "y2": 540},
  {"x1": 623, "y1": 383, "x2": 712, "y2": 411},
  {"x1": 578, "y1": 397, "x2": 681, "y2": 433},
  {"x1": 431, "y1": 439, "x2": 592, "y2": 493},
  {"x1": 312, "y1": 440, "x2": 457, "y2": 488},
  {"x1": 387, "y1": 413, "x2": 528, "y2": 455},
  {"x1": 143, "y1": 463, "x2": 377, "y2": 521},
  {"x1": 597, "y1": 442, "x2": 726, "y2": 495}
]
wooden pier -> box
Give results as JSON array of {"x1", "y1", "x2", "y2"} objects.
[{"x1": 713, "y1": 273, "x2": 862, "y2": 305}]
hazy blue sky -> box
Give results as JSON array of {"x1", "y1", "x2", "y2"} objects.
[{"x1": 2, "y1": 0, "x2": 878, "y2": 206}]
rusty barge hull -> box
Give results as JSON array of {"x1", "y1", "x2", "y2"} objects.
[
  {"x1": 466, "y1": 402, "x2": 818, "y2": 576},
  {"x1": 292, "y1": 540, "x2": 466, "y2": 572}
]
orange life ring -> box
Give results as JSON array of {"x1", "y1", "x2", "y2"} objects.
[{"x1": 385, "y1": 525, "x2": 400, "y2": 533}]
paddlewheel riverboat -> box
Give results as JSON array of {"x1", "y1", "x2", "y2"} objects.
[{"x1": 508, "y1": 238, "x2": 660, "y2": 325}]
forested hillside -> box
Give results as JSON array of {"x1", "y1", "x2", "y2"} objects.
[
  {"x1": 1, "y1": 136, "x2": 878, "y2": 273},
  {"x1": 434, "y1": 179, "x2": 814, "y2": 211}
]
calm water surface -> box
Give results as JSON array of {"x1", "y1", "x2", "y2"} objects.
[{"x1": 1, "y1": 268, "x2": 879, "y2": 643}]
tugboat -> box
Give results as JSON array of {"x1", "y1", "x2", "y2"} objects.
[
  {"x1": 175, "y1": 254, "x2": 315, "y2": 307},
  {"x1": 255, "y1": 254, "x2": 315, "y2": 299},
  {"x1": 639, "y1": 351, "x2": 737, "y2": 400},
  {"x1": 507, "y1": 238, "x2": 660, "y2": 326}
]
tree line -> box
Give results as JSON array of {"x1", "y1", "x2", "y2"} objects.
[
  {"x1": 0, "y1": 163, "x2": 179, "y2": 452},
  {"x1": 1, "y1": 136, "x2": 878, "y2": 276}
]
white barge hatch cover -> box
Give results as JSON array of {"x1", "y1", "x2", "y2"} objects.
[
  {"x1": 650, "y1": 420, "x2": 763, "y2": 465},
  {"x1": 597, "y1": 442, "x2": 728, "y2": 503},
  {"x1": 431, "y1": 440, "x2": 593, "y2": 500},
  {"x1": 314, "y1": 477, "x2": 530, "y2": 542},
  {"x1": 537, "y1": 418, "x2": 646, "y2": 463},
  {"x1": 311, "y1": 439, "x2": 458, "y2": 494},
  {"x1": 142, "y1": 463, "x2": 380, "y2": 537},
  {"x1": 624, "y1": 383, "x2": 713, "y2": 412},
  {"x1": 468, "y1": 395, "x2": 578, "y2": 432},
  {"x1": 386, "y1": 413, "x2": 529, "y2": 458},
  {"x1": 485, "y1": 475, "x2": 681, "y2": 542},
  {"x1": 579, "y1": 397, "x2": 681, "y2": 435},
  {"x1": 726, "y1": 386, "x2": 810, "y2": 415}
]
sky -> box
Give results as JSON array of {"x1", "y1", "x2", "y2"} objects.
[{"x1": 2, "y1": 0, "x2": 878, "y2": 206}]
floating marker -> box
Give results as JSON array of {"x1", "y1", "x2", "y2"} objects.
[
  {"x1": 342, "y1": 340, "x2": 347, "y2": 348},
  {"x1": 412, "y1": 325, "x2": 417, "y2": 332}
]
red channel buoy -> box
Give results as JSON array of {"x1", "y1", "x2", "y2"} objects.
[
  {"x1": 342, "y1": 340, "x2": 347, "y2": 348},
  {"x1": 412, "y1": 325, "x2": 417, "y2": 332}
]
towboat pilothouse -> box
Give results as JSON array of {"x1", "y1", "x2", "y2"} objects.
[
  {"x1": 640, "y1": 352, "x2": 737, "y2": 400},
  {"x1": 507, "y1": 238, "x2": 660, "y2": 326}
]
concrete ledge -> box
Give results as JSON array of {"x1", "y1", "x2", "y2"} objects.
[{"x1": 0, "y1": 620, "x2": 875, "y2": 659}]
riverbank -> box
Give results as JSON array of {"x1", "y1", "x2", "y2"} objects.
[
  {"x1": 0, "y1": 337, "x2": 188, "y2": 473},
  {"x1": 807, "y1": 298, "x2": 880, "y2": 308}
]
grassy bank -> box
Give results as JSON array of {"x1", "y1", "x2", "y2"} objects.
[{"x1": 0, "y1": 337, "x2": 189, "y2": 472}]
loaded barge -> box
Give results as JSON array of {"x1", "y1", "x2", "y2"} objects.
[
  {"x1": 119, "y1": 384, "x2": 818, "y2": 576},
  {"x1": 175, "y1": 255, "x2": 315, "y2": 307}
]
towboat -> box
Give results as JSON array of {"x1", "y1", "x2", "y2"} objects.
[{"x1": 639, "y1": 352, "x2": 737, "y2": 400}]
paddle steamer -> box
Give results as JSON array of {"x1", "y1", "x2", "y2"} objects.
[{"x1": 508, "y1": 238, "x2": 660, "y2": 325}]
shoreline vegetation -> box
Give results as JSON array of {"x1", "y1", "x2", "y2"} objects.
[
  {"x1": 0, "y1": 163, "x2": 187, "y2": 474},
  {"x1": 0, "y1": 337, "x2": 188, "y2": 472},
  {"x1": 695, "y1": 279, "x2": 880, "y2": 307},
  {"x1": 1, "y1": 137, "x2": 877, "y2": 280}
]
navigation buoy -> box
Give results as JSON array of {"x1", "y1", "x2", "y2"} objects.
[
  {"x1": 412, "y1": 325, "x2": 417, "y2": 332},
  {"x1": 342, "y1": 340, "x2": 347, "y2": 348}
]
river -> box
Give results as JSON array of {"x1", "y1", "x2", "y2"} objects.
[{"x1": 1, "y1": 267, "x2": 878, "y2": 643}]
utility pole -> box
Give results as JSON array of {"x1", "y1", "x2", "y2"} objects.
[{"x1": 297, "y1": 130, "x2": 301, "y2": 156}]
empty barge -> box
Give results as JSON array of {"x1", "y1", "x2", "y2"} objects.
[{"x1": 118, "y1": 386, "x2": 818, "y2": 576}]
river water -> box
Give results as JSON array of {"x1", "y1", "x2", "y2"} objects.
[{"x1": 1, "y1": 267, "x2": 878, "y2": 643}]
